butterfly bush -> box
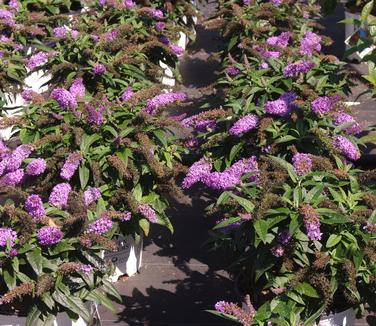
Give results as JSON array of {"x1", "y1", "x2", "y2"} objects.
[
  {"x1": 191, "y1": 0, "x2": 375, "y2": 324},
  {"x1": 0, "y1": 0, "x2": 197, "y2": 323}
]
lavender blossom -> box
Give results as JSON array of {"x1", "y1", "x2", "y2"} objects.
[
  {"x1": 104, "y1": 29, "x2": 119, "y2": 41},
  {"x1": 227, "y1": 66, "x2": 240, "y2": 76},
  {"x1": 26, "y1": 158, "x2": 46, "y2": 176},
  {"x1": 266, "y1": 32, "x2": 291, "y2": 48},
  {"x1": 182, "y1": 157, "x2": 212, "y2": 189},
  {"x1": 9, "y1": 0, "x2": 20, "y2": 11},
  {"x1": 203, "y1": 156, "x2": 258, "y2": 190},
  {"x1": 333, "y1": 111, "x2": 361, "y2": 134},
  {"x1": 311, "y1": 95, "x2": 340, "y2": 115},
  {"x1": 0, "y1": 227, "x2": 17, "y2": 247},
  {"x1": 121, "y1": 211, "x2": 132, "y2": 221},
  {"x1": 87, "y1": 216, "x2": 113, "y2": 235},
  {"x1": 79, "y1": 264, "x2": 93, "y2": 274},
  {"x1": 271, "y1": 245, "x2": 284, "y2": 257},
  {"x1": 48, "y1": 183, "x2": 71, "y2": 207},
  {"x1": 271, "y1": 0, "x2": 282, "y2": 5},
  {"x1": 300, "y1": 31, "x2": 321, "y2": 56},
  {"x1": 264, "y1": 92, "x2": 296, "y2": 117},
  {"x1": 214, "y1": 300, "x2": 255, "y2": 325},
  {"x1": 51, "y1": 88, "x2": 78, "y2": 110},
  {"x1": 5, "y1": 144, "x2": 33, "y2": 172},
  {"x1": 93, "y1": 63, "x2": 106, "y2": 75},
  {"x1": 301, "y1": 204, "x2": 321, "y2": 241},
  {"x1": 138, "y1": 204, "x2": 158, "y2": 223},
  {"x1": 283, "y1": 60, "x2": 314, "y2": 77},
  {"x1": 142, "y1": 92, "x2": 187, "y2": 115},
  {"x1": 229, "y1": 114, "x2": 259, "y2": 136},
  {"x1": 25, "y1": 194, "x2": 45, "y2": 219},
  {"x1": 1, "y1": 169, "x2": 24, "y2": 186},
  {"x1": 124, "y1": 0, "x2": 135, "y2": 8},
  {"x1": 21, "y1": 89, "x2": 34, "y2": 101},
  {"x1": 60, "y1": 152, "x2": 82, "y2": 180},
  {"x1": 155, "y1": 22, "x2": 166, "y2": 30},
  {"x1": 87, "y1": 104, "x2": 106, "y2": 125},
  {"x1": 84, "y1": 187, "x2": 101, "y2": 206},
  {"x1": 170, "y1": 44, "x2": 184, "y2": 55},
  {"x1": 37, "y1": 226, "x2": 63, "y2": 245},
  {"x1": 260, "y1": 62, "x2": 269, "y2": 69},
  {"x1": 26, "y1": 51, "x2": 49, "y2": 70},
  {"x1": 71, "y1": 30, "x2": 79, "y2": 39},
  {"x1": 292, "y1": 153, "x2": 312, "y2": 176},
  {"x1": 332, "y1": 136, "x2": 360, "y2": 161},
  {"x1": 53, "y1": 27, "x2": 68, "y2": 38},
  {"x1": 151, "y1": 8, "x2": 163, "y2": 19},
  {"x1": 69, "y1": 77, "x2": 85, "y2": 98},
  {"x1": 121, "y1": 86, "x2": 133, "y2": 102}
]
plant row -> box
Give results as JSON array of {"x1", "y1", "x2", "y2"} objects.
[
  {"x1": 181, "y1": 0, "x2": 376, "y2": 324},
  {"x1": 0, "y1": 0, "x2": 195, "y2": 324}
]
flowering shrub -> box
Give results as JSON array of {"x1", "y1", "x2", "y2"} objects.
[
  {"x1": 182, "y1": 0, "x2": 376, "y2": 324},
  {"x1": 0, "y1": 142, "x2": 120, "y2": 324},
  {"x1": 0, "y1": 0, "x2": 192, "y2": 323}
]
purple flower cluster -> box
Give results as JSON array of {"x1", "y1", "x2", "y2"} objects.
[
  {"x1": 124, "y1": 0, "x2": 135, "y2": 8},
  {"x1": 266, "y1": 32, "x2": 291, "y2": 48},
  {"x1": 204, "y1": 157, "x2": 259, "y2": 190},
  {"x1": 26, "y1": 158, "x2": 46, "y2": 176},
  {"x1": 0, "y1": 144, "x2": 33, "y2": 175},
  {"x1": 181, "y1": 114, "x2": 216, "y2": 132},
  {"x1": 121, "y1": 211, "x2": 132, "y2": 221},
  {"x1": 302, "y1": 205, "x2": 321, "y2": 241},
  {"x1": 79, "y1": 264, "x2": 93, "y2": 274},
  {"x1": 25, "y1": 194, "x2": 45, "y2": 219},
  {"x1": 271, "y1": 245, "x2": 284, "y2": 257},
  {"x1": 264, "y1": 92, "x2": 297, "y2": 116},
  {"x1": 1, "y1": 169, "x2": 24, "y2": 186},
  {"x1": 271, "y1": 0, "x2": 282, "y2": 5},
  {"x1": 215, "y1": 300, "x2": 255, "y2": 325},
  {"x1": 87, "y1": 216, "x2": 113, "y2": 235},
  {"x1": 333, "y1": 111, "x2": 361, "y2": 134},
  {"x1": 60, "y1": 152, "x2": 82, "y2": 180},
  {"x1": 121, "y1": 86, "x2": 133, "y2": 102},
  {"x1": 277, "y1": 230, "x2": 291, "y2": 244},
  {"x1": 150, "y1": 8, "x2": 164, "y2": 19},
  {"x1": 155, "y1": 22, "x2": 166, "y2": 31},
  {"x1": 311, "y1": 95, "x2": 340, "y2": 115},
  {"x1": 300, "y1": 31, "x2": 321, "y2": 56},
  {"x1": 283, "y1": 60, "x2": 314, "y2": 77},
  {"x1": 49, "y1": 183, "x2": 71, "y2": 207},
  {"x1": 332, "y1": 136, "x2": 360, "y2": 161},
  {"x1": 0, "y1": 227, "x2": 17, "y2": 247},
  {"x1": 69, "y1": 77, "x2": 85, "y2": 98},
  {"x1": 51, "y1": 88, "x2": 78, "y2": 110},
  {"x1": 183, "y1": 157, "x2": 258, "y2": 190},
  {"x1": 182, "y1": 157, "x2": 212, "y2": 189},
  {"x1": 37, "y1": 226, "x2": 63, "y2": 245},
  {"x1": 87, "y1": 104, "x2": 106, "y2": 125},
  {"x1": 104, "y1": 29, "x2": 119, "y2": 41},
  {"x1": 170, "y1": 44, "x2": 184, "y2": 55},
  {"x1": 21, "y1": 89, "x2": 34, "y2": 102},
  {"x1": 0, "y1": 9, "x2": 14, "y2": 25},
  {"x1": 26, "y1": 51, "x2": 49, "y2": 70},
  {"x1": 142, "y1": 92, "x2": 187, "y2": 115},
  {"x1": 84, "y1": 187, "x2": 101, "y2": 206},
  {"x1": 9, "y1": 0, "x2": 20, "y2": 11},
  {"x1": 229, "y1": 114, "x2": 259, "y2": 136},
  {"x1": 292, "y1": 153, "x2": 312, "y2": 176},
  {"x1": 138, "y1": 204, "x2": 158, "y2": 223},
  {"x1": 93, "y1": 63, "x2": 106, "y2": 75},
  {"x1": 53, "y1": 27, "x2": 68, "y2": 38},
  {"x1": 227, "y1": 66, "x2": 241, "y2": 76},
  {"x1": 364, "y1": 223, "x2": 376, "y2": 233}
]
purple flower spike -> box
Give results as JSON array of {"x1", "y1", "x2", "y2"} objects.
[
  {"x1": 51, "y1": 88, "x2": 77, "y2": 110},
  {"x1": 84, "y1": 187, "x2": 101, "y2": 206},
  {"x1": 60, "y1": 152, "x2": 82, "y2": 180},
  {"x1": 138, "y1": 204, "x2": 158, "y2": 223},
  {"x1": 87, "y1": 216, "x2": 113, "y2": 235},
  {"x1": 292, "y1": 153, "x2": 312, "y2": 176},
  {"x1": 182, "y1": 157, "x2": 212, "y2": 189},
  {"x1": 332, "y1": 136, "x2": 360, "y2": 161},
  {"x1": 0, "y1": 227, "x2": 17, "y2": 247},
  {"x1": 49, "y1": 183, "x2": 71, "y2": 207},
  {"x1": 229, "y1": 114, "x2": 259, "y2": 136},
  {"x1": 93, "y1": 63, "x2": 106, "y2": 75},
  {"x1": 26, "y1": 158, "x2": 46, "y2": 176},
  {"x1": 37, "y1": 226, "x2": 63, "y2": 245},
  {"x1": 25, "y1": 194, "x2": 45, "y2": 219}
]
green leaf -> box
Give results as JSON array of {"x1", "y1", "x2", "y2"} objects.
[
  {"x1": 213, "y1": 217, "x2": 241, "y2": 230},
  {"x1": 52, "y1": 291, "x2": 91, "y2": 323},
  {"x1": 230, "y1": 193, "x2": 254, "y2": 212},
  {"x1": 86, "y1": 289, "x2": 117, "y2": 313},
  {"x1": 102, "y1": 279, "x2": 122, "y2": 301},
  {"x1": 326, "y1": 234, "x2": 342, "y2": 248},
  {"x1": 304, "y1": 304, "x2": 326, "y2": 325},
  {"x1": 361, "y1": 0, "x2": 374, "y2": 24},
  {"x1": 139, "y1": 219, "x2": 150, "y2": 236},
  {"x1": 79, "y1": 164, "x2": 90, "y2": 189},
  {"x1": 26, "y1": 248, "x2": 43, "y2": 275},
  {"x1": 26, "y1": 305, "x2": 41, "y2": 326},
  {"x1": 254, "y1": 220, "x2": 269, "y2": 242},
  {"x1": 3, "y1": 268, "x2": 16, "y2": 290},
  {"x1": 295, "y1": 282, "x2": 320, "y2": 298}
]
